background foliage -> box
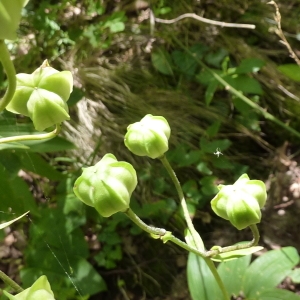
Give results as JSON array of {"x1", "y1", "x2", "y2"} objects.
[{"x1": 1, "y1": 0, "x2": 300, "y2": 299}]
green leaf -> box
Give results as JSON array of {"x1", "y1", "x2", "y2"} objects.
[
  {"x1": 196, "y1": 162, "x2": 212, "y2": 175},
  {"x1": 184, "y1": 227, "x2": 204, "y2": 250},
  {"x1": 199, "y1": 137, "x2": 231, "y2": 153},
  {"x1": 206, "y1": 121, "x2": 221, "y2": 138},
  {"x1": 199, "y1": 175, "x2": 219, "y2": 196},
  {"x1": 212, "y1": 245, "x2": 263, "y2": 262},
  {"x1": 278, "y1": 64, "x2": 300, "y2": 82},
  {"x1": 205, "y1": 48, "x2": 228, "y2": 68},
  {"x1": 211, "y1": 156, "x2": 234, "y2": 170},
  {"x1": 243, "y1": 247, "x2": 300, "y2": 298},
  {"x1": 205, "y1": 80, "x2": 219, "y2": 105},
  {"x1": 171, "y1": 50, "x2": 197, "y2": 76},
  {"x1": 0, "y1": 162, "x2": 37, "y2": 215},
  {"x1": 151, "y1": 49, "x2": 174, "y2": 75},
  {"x1": 289, "y1": 268, "x2": 300, "y2": 283},
  {"x1": 224, "y1": 75, "x2": 263, "y2": 95},
  {"x1": 109, "y1": 21, "x2": 125, "y2": 33},
  {"x1": 236, "y1": 58, "x2": 265, "y2": 74},
  {"x1": 217, "y1": 255, "x2": 251, "y2": 297},
  {"x1": 17, "y1": 152, "x2": 65, "y2": 180},
  {"x1": 26, "y1": 136, "x2": 76, "y2": 153},
  {"x1": 259, "y1": 288, "x2": 300, "y2": 300},
  {"x1": 67, "y1": 87, "x2": 85, "y2": 107},
  {"x1": 196, "y1": 69, "x2": 223, "y2": 86},
  {"x1": 187, "y1": 254, "x2": 222, "y2": 300},
  {"x1": 177, "y1": 150, "x2": 202, "y2": 167}
]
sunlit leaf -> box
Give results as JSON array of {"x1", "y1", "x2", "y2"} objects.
[
  {"x1": 259, "y1": 289, "x2": 300, "y2": 300},
  {"x1": 187, "y1": 253, "x2": 222, "y2": 300},
  {"x1": 243, "y1": 247, "x2": 299, "y2": 298},
  {"x1": 217, "y1": 255, "x2": 251, "y2": 297}
]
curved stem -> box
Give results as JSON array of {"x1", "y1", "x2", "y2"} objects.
[
  {"x1": 125, "y1": 208, "x2": 207, "y2": 257},
  {"x1": 0, "y1": 40, "x2": 16, "y2": 112},
  {"x1": 159, "y1": 156, "x2": 230, "y2": 300},
  {"x1": 0, "y1": 270, "x2": 23, "y2": 293},
  {"x1": 206, "y1": 224, "x2": 260, "y2": 257},
  {"x1": 159, "y1": 155, "x2": 204, "y2": 249},
  {"x1": 0, "y1": 124, "x2": 61, "y2": 144}
]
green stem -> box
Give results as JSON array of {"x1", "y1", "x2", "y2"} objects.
[
  {"x1": 160, "y1": 155, "x2": 229, "y2": 300},
  {"x1": 125, "y1": 208, "x2": 230, "y2": 299},
  {"x1": 0, "y1": 40, "x2": 16, "y2": 112},
  {"x1": 206, "y1": 224, "x2": 260, "y2": 257},
  {"x1": 204, "y1": 258, "x2": 230, "y2": 300},
  {"x1": 125, "y1": 208, "x2": 209, "y2": 256},
  {"x1": 0, "y1": 270, "x2": 23, "y2": 293},
  {"x1": 172, "y1": 35, "x2": 300, "y2": 139},
  {"x1": 0, "y1": 124, "x2": 61, "y2": 144},
  {"x1": 159, "y1": 155, "x2": 204, "y2": 249}
]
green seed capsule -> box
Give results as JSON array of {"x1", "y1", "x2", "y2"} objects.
[
  {"x1": 124, "y1": 114, "x2": 171, "y2": 159},
  {"x1": 211, "y1": 174, "x2": 267, "y2": 230},
  {"x1": 73, "y1": 154, "x2": 137, "y2": 217},
  {"x1": 6, "y1": 60, "x2": 73, "y2": 131}
]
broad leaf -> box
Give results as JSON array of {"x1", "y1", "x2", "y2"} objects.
[
  {"x1": 0, "y1": 162, "x2": 37, "y2": 215},
  {"x1": 187, "y1": 253, "x2": 222, "y2": 300},
  {"x1": 289, "y1": 268, "x2": 300, "y2": 283},
  {"x1": 259, "y1": 288, "x2": 300, "y2": 300},
  {"x1": 217, "y1": 255, "x2": 251, "y2": 297},
  {"x1": 17, "y1": 152, "x2": 65, "y2": 180},
  {"x1": 243, "y1": 247, "x2": 299, "y2": 298}
]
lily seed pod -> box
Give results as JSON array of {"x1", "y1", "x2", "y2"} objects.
[
  {"x1": 211, "y1": 174, "x2": 267, "y2": 230},
  {"x1": 73, "y1": 154, "x2": 137, "y2": 217},
  {"x1": 6, "y1": 60, "x2": 73, "y2": 131},
  {"x1": 124, "y1": 114, "x2": 171, "y2": 159},
  {"x1": 3, "y1": 275, "x2": 55, "y2": 300}
]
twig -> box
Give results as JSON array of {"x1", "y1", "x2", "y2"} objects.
[
  {"x1": 153, "y1": 12, "x2": 255, "y2": 29},
  {"x1": 278, "y1": 85, "x2": 300, "y2": 101},
  {"x1": 267, "y1": 1, "x2": 300, "y2": 66}
]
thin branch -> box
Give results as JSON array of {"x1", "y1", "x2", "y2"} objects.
[
  {"x1": 267, "y1": 1, "x2": 300, "y2": 66},
  {"x1": 153, "y1": 12, "x2": 255, "y2": 29},
  {"x1": 278, "y1": 84, "x2": 300, "y2": 101}
]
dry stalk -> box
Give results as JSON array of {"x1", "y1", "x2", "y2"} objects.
[
  {"x1": 152, "y1": 11, "x2": 255, "y2": 29},
  {"x1": 268, "y1": 1, "x2": 300, "y2": 67}
]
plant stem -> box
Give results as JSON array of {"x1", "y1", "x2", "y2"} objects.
[
  {"x1": 125, "y1": 208, "x2": 206, "y2": 256},
  {"x1": 159, "y1": 156, "x2": 230, "y2": 300},
  {"x1": 159, "y1": 155, "x2": 204, "y2": 249},
  {"x1": 0, "y1": 124, "x2": 61, "y2": 144},
  {"x1": 172, "y1": 35, "x2": 300, "y2": 139},
  {"x1": 0, "y1": 270, "x2": 23, "y2": 293},
  {"x1": 206, "y1": 224, "x2": 260, "y2": 257},
  {"x1": 125, "y1": 208, "x2": 167, "y2": 236},
  {"x1": 0, "y1": 40, "x2": 16, "y2": 112},
  {"x1": 204, "y1": 258, "x2": 230, "y2": 300}
]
